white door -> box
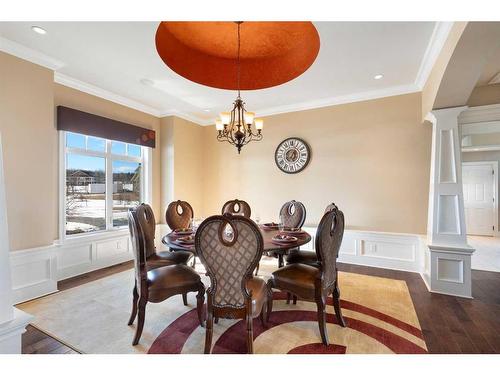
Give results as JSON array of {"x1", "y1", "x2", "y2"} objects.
[{"x1": 462, "y1": 163, "x2": 495, "y2": 236}]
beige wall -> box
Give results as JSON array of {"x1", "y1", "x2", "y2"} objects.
[
  {"x1": 0, "y1": 52, "x2": 57, "y2": 250},
  {"x1": 421, "y1": 22, "x2": 467, "y2": 121},
  {"x1": 201, "y1": 92, "x2": 432, "y2": 234},
  {"x1": 467, "y1": 84, "x2": 500, "y2": 107},
  {"x1": 54, "y1": 84, "x2": 162, "y2": 220},
  {"x1": 0, "y1": 52, "x2": 164, "y2": 251},
  {"x1": 159, "y1": 116, "x2": 204, "y2": 222}
]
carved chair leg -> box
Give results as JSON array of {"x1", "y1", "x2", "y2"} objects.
[
  {"x1": 214, "y1": 317, "x2": 219, "y2": 324},
  {"x1": 259, "y1": 303, "x2": 267, "y2": 328},
  {"x1": 286, "y1": 292, "x2": 291, "y2": 304},
  {"x1": 127, "y1": 283, "x2": 139, "y2": 325},
  {"x1": 182, "y1": 293, "x2": 188, "y2": 306},
  {"x1": 204, "y1": 310, "x2": 213, "y2": 354},
  {"x1": 191, "y1": 256, "x2": 197, "y2": 269},
  {"x1": 293, "y1": 295, "x2": 297, "y2": 305},
  {"x1": 278, "y1": 253, "x2": 284, "y2": 268},
  {"x1": 132, "y1": 298, "x2": 147, "y2": 346},
  {"x1": 266, "y1": 279, "x2": 274, "y2": 323},
  {"x1": 255, "y1": 262, "x2": 260, "y2": 276},
  {"x1": 246, "y1": 314, "x2": 254, "y2": 354},
  {"x1": 196, "y1": 284, "x2": 205, "y2": 327},
  {"x1": 333, "y1": 282, "x2": 346, "y2": 327},
  {"x1": 316, "y1": 294, "x2": 329, "y2": 346}
]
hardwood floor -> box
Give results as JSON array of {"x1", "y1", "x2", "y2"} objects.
[{"x1": 21, "y1": 261, "x2": 500, "y2": 354}]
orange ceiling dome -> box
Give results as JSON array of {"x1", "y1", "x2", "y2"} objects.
[{"x1": 155, "y1": 21, "x2": 320, "y2": 90}]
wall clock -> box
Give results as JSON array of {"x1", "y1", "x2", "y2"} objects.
[{"x1": 275, "y1": 137, "x2": 311, "y2": 174}]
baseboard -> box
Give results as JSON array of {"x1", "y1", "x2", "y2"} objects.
[{"x1": 11, "y1": 227, "x2": 427, "y2": 304}]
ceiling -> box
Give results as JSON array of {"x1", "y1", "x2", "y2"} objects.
[
  {"x1": 0, "y1": 22, "x2": 438, "y2": 124},
  {"x1": 476, "y1": 46, "x2": 500, "y2": 86}
]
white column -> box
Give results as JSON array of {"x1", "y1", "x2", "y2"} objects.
[
  {"x1": 0, "y1": 133, "x2": 32, "y2": 353},
  {"x1": 423, "y1": 107, "x2": 475, "y2": 298}
]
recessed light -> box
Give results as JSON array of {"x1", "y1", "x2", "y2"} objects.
[
  {"x1": 31, "y1": 26, "x2": 47, "y2": 35},
  {"x1": 374, "y1": 74, "x2": 383, "y2": 80},
  {"x1": 140, "y1": 78, "x2": 154, "y2": 86},
  {"x1": 203, "y1": 109, "x2": 211, "y2": 112}
]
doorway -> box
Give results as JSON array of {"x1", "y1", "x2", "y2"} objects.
[{"x1": 462, "y1": 162, "x2": 498, "y2": 236}]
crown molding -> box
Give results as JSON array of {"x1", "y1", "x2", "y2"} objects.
[
  {"x1": 253, "y1": 84, "x2": 420, "y2": 119},
  {"x1": 159, "y1": 109, "x2": 211, "y2": 126},
  {"x1": 414, "y1": 22, "x2": 454, "y2": 90},
  {"x1": 0, "y1": 36, "x2": 65, "y2": 70},
  {"x1": 54, "y1": 72, "x2": 162, "y2": 117}
]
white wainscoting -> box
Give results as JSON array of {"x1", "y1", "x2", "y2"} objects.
[
  {"x1": 11, "y1": 227, "x2": 427, "y2": 304},
  {"x1": 10, "y1": 230, "x2": 134, "y2": 304},
  {"x1": 302, "y1": 227, "x2": 425, "y2": 273}
]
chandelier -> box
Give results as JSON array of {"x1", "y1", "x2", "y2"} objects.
[{"x1": 215, "y1": 22, "x2": 263, "y2": 154}]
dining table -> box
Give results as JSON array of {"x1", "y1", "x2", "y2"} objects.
[{"x1": 162, "y1": 225, "x2": 312, "y2": 268}]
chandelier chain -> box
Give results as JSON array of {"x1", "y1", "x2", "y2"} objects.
[{"x1": 237, "y1": 22, "x2": 241, "y2": 98}]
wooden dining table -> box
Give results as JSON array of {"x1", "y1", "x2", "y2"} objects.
[{"x1": 162, "y1": 226, "x2": 312, "y2": 268}]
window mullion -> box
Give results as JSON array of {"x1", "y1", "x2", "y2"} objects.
[{"x1": 105, "y1": 140, "x2": 114, "y2": 230}]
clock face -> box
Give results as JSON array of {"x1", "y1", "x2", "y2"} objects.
[{"x1": 275, "y1": 137, "x2": 311, "y2": 174}]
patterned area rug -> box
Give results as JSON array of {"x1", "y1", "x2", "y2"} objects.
[
  {"x1": 18, "y1": 257, "x2": 427, "y2": 354},
  {"x1": 148, "y1": 291, "x2": 427, "y2": 354}
]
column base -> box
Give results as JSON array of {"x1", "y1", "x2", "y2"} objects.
[
  {"x1": 0, "y1": 308, "x2": 33, "y2": 354},
  {"x1": 424, "y1": 242, "x2": 475, "y2": 298}
]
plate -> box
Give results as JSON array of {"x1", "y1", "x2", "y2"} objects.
[
  {"x1": 173, "y1": 228, "x2": 193, "y2": 236},
  {"x1": 272, "y1": 234, "x2": 298, "y2": 243},
  {"x1": 176, "y1": 235, "x2": 195, "y2": 245},
  {"x1": 261, "y1": 222, "x2": 279, "y2": 230},
  {"x1": 281, "y1": 227, "x2": 304, "y2": 235}
]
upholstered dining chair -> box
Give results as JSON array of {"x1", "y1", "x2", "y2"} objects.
[
  {"x1": 285, "y1": 203, "x2": 339, "y2": 268},
  {"x1": 221, "y1": 199, "x2": 252, "y2": 218},
  {"x1": 166, "y1": 200, "x2": 194, "y2": 230},
  {"x1": 135, "y1": 203, "x2": 193, "y2": 269},
  {"x1": 196, "y1": 213, "x2": 270, "y2": 354},
  {"x1": 127, "y1": 205, "x2": 205, "y2": 346},
  {"x1": 267, "y1": 205, "x2": 347, "y2": 346},
  {"x1": 257, "y1": 200, "x2": 307, "y2": 275}
]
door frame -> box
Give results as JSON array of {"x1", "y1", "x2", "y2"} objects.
[{"x1": 462, "y1": 161, "x2": 499, "y2": 237}]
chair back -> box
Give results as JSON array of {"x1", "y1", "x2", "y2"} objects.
[
  {"x1": 196, "y1": 214, "x2": 263, "y2": 308},
  {"x1": 134, "y1": 203, "x2": 157, "y2": 258},
  {"x1": 315, "y1": 203, "x2": 345, "y2": 289},
  {"x1": 166, "y1": 200, "x2": 194, "y2": 230},
  {"x1": 221, "y1": 199, "x2": 251, "y2": 218},
  {"x1": 279, "y1": 200, "x2": 306, "y2": 228},
  {"x1": 128, "y1": 208, "x2": 147, "y2": 291}
]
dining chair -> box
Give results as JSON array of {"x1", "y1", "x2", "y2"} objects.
[
  {"x1": 127, "y1": 205, "x2": 205, "y2": 346},
  {"x1": 267, "y1": 204, "x2": 347, "y2": 346},
  {"x1": 221, "y1": 199, "x2": 252, "y2": 218},
  {"x1": 166, "y1": 200, "x2": 194, "y2": 230},
  {"x1": 285, "y1": 203, "x2": 339, "y2": 268},
  {"x1": 196, "y1": 213, "x2": 270, "y2": 354},
  {"x1": 258, "y1": 200, "x2": 307, "y2": 275},
  {"x1": 136, "y1": 203, "x2": 193, "y2": 269}
]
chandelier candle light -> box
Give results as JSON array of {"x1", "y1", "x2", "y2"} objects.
[{"x1": 215, "y1": 22, "x2": 263, "y2": 154}]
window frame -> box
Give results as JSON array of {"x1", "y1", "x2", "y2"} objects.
[{"x1": 59, "y1": 131, "x2": 152, "y2": 242}]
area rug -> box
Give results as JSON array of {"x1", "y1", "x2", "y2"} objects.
[{"x1": 18, "y1": 257, "x2": 427, "y2": 354}]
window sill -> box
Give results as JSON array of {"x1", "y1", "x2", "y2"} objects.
[{"x1": 56, "y1": 228, "x2": 129, "y2": 247}]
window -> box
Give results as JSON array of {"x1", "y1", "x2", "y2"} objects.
[{"x1": 63, "y1": 131, "x2": 147, "y2": 236}]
